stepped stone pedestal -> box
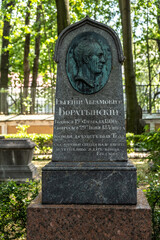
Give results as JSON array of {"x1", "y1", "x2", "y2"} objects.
[{"x1": 27, "y1": 189, "x2": 151, "y2": 240}]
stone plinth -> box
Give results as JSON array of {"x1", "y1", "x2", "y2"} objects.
[
  {"x1": 42, "y1": 161, "x2": 137, "y2": 204},
  {"x1": 27, "y1": 189, "x2": 151, "y2": 240}
]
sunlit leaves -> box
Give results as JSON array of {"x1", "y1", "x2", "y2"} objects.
[
  {"x1": 0, "y1": 0, "x2": 159, "y2": 89},
  {"x1": 132, "y1": 0, "x2": 160, "y2": 85}
]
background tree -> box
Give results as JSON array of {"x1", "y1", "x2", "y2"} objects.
[
  {"x1": 132, "y1": 0, "x2": 160, "y2": 113},
  {"x1": 31, "y1": 3, "x2": 42, "y2": 113},
  {"x1": 0, "y1": 0, "x2": 15, "y2": 88},
  {"x1": 23, "y1": 0, "x2": 31, "y2": 113},
  {"x1": 0, "y1": 0, "x2": 15, "y2": 114},
  {"x1": 155, "y1": 0, "x2": 160, "y2": 52},
  {"x1": 0, "y1": 0, "x2": 159, "y2": 117},
  {"x1": 55, "y1": 0, "x2": 70, "y2": 36},
  {"x1": 119, "y1": 0, "x2": 141, "y2": 134}
]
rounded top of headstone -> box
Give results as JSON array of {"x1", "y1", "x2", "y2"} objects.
[{"x1": 54, "y1": 16, "x2": 124, "y2": 64}]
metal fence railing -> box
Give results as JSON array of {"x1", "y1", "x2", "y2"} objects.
[
  {"x1": 0, "y1": 87, "x2": 56, "y2": 115},
  {"x1": 0, "y1": 85, "x2": 160, "y2": 114},
  {"x1": 123, "y1": 85, "x2": 160, "y2": 114}
]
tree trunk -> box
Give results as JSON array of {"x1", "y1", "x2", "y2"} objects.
[
  {"x1": 23, "y1": 0, "x2": 31, "y2": 113},
  {"x1": 0, "y1": 88, "x2": 8, "y2": 114},
  {"x1": 31, "y1": 4, "x2": 42, "y2": 114},
  {"x1": 0, "y1": 0, "x2": 14, "y2": 87},
  {"x1": 156, "y1": 1, "x2": 160, "y2": 52},
  {"x1": 146, "y1": 0, "x2": 152, "y2": 113},
  {"x1": 55, "y1": 0, "x2": 70, "y2": 35},
  {"x1": 1, "y1": 18, "x2": 10, "y2": 88},
  {"x1": 119, "y1": 0, "x2": 141, "y2": 134},
  {"x1": 0, "y1": 0, "x2": 14, "y2": 114}
]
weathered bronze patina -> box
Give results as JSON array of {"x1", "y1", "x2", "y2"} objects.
[{"x1": 66, "y1": 32, "x2": 112, "y2": 94}]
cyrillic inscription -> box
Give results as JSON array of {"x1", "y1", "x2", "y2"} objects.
[{"x1": 53, "y1": 97, "x2": 127, "y2": 161}]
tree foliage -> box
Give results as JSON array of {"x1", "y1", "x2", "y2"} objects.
[
  {"x1": 0, "y1": 180, "x2": 40, "y2": 239},
  {"x1": 132, "y1": 0, "x2": 160, "y2": 84},
  {"x1": 0, "y1": 0, "x2": 159, "y2": 84},
  {"x1": 0, "y1": 0, "x2": 159, "y2": 122}
]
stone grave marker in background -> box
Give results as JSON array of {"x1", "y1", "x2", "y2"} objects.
[
  {"x1": 0, "y1": 139, "x2": 37, "y2": 181},
  {"x1": 42, "y1": 16, "x2": 137, "y2": 204}
]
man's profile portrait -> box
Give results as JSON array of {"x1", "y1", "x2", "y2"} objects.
[{"x1": 66, "y1": 32, "x2": 112, "y2": 94}]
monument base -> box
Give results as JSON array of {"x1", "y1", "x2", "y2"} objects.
[
  {"x1": 27, "y1": 189, "x2": 151, "y2": 240},
  {"x1": 0, "y1": 163, "x2": 37, "y2": 182},
  {"x1": 42, "y1": 161, "x2": 137, "y2": 204}
]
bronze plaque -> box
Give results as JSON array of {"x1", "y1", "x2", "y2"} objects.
[{"x1": 66, "y1": 32, "x2": 112, "y2": 94}]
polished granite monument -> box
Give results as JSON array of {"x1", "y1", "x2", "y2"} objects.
[
  {"x1": 27, "y1": 17, "x2": 151, "y2": 240},
  {"x1": 42, "y1": 16, "x2": 137, "y2": 204}
]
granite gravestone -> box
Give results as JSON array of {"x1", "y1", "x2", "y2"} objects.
[{"x1": 42, "y1": 16, "x2": 137, "y2": 204}]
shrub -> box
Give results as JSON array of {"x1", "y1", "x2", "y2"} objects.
[
  {"x1": 126, "y1": 133, "x2": 135, "y2": 152},
  {"x1": 126, "y1": 130, "x2": 160, "y2": 171},
  {"x1": 4, "y1": 130, "x2": 159, "y2": 156},
  {"x1": 4, "y1": 133, "x2": 53, "y2": 155},
  {"x1": 0, "y1": 180, "x2": 40, "y2": 239},
  {"x1": 5, "y1": 132, "x2": 139, "y2": 155},
  {"x1": 16, "y1": 125, "x2": 30, "y2": 134},
  {"x1": 138, "y1": 130, "x2": 160, "y2": 151},
  {"x1": 139, "y1": 130, "x2": 160, "y2": 171},
  {"x1": 126, "y1": 133, "x2": 143, "y2": 152},
  {"x1": 144, "y1": 170, "x2": 160, "y2": 240}
]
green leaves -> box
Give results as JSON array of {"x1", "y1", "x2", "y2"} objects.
[
  {"x1": 0, "y1": 180, "x2": 40, "y2": 239},
  {"x1": 5, "y1": 133, "x2": 53, "y2": 154},
  {"x1": 132, "y1": 0, "x2": 160, "y2": 87},
  {"x1": 144, "y1": 170, "x2": 160, "y2": 239}
]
